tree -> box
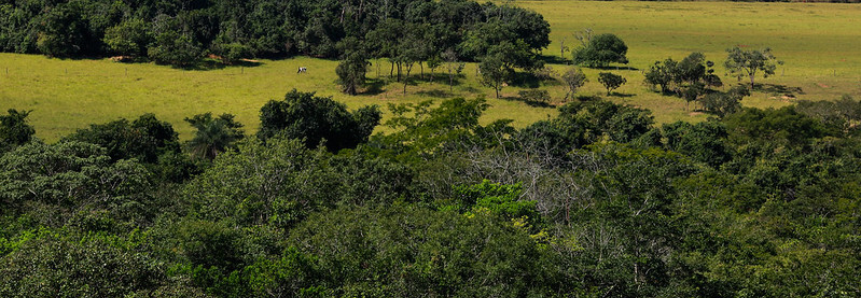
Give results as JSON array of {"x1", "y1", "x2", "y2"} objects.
[
  {"x1": 0, "y1": 109, "x2": 35, "y2": 151},
  {"x1": 103, "y1": 18, "x2": 153, "y2": 57},
  {"x1": 442, "y1": 49, "x2": 465, "y2": 91},
  {"x1": 336, "y1": 37, "x2": 369, "y2": 95},
  {"x1": 185, "y1": 113, "x2": 245, "y2": 160},
  {"x1": 257, "y1": 89, "x2": 381, "y2": 152},
  {"x1": 64, "y1": 114, "x2": 180, "y2": 163},
  {"x1": 700, "y1": 85, "x2": 749, "y2": 118},
  {"x1": 572, "y1": 33, "x2": 628, "y2": 68},
  {"x1": 725, "y1": 46, "x2": 782, "y2": 87},
  {"x1": 598, "y1": 72, "x2": 626, "y2": 95},
  {"x1": 561, "y1": 68, "x2": 588, "y2": 100},
  {"x1": 479, "y1": 54, "x2": 509, "y2": 99}
]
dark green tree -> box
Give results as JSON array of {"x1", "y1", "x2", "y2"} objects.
[
  {"x1": 0, "y1": 109, "x2": 35, "y2": 151},
  {"x1": 185, "y1": 113, "x2": 245, "y2": 160},
  {"x1": 597, "y1": 72, "x2": 626, "y2": 95},
  {"x1": 64, "y1": 114, "x2": 180, "y2": 163},
  {"x1": 257, "y1": 89, "x2": 381, "y2": 152},
  {"x1": 336, "y1": 38, "x2": 369, "y2": 95},
  {"x1": 572, "y1": 33, "x2": 628, "y2": 68}
]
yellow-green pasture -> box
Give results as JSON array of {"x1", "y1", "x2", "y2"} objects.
[
  {"x1": 520, "y1": 0, "x2": 861, "y2": 112},
  {"x1": 0, "y1": 54, "x2": 545, "y2": 141},
  {"x1": 2, "y1": 1, "x2": 861, "y2": 142}
]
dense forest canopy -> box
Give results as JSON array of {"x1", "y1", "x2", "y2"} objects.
[
  {"x1": 1, "y1": 91, "x2": 860, "y2": 296},
  {"x1": 0, "y1": 0, "x2": 550, "y2": 64}
]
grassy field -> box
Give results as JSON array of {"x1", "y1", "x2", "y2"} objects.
[{"x1": 2, "y1": 0, "x2": 860, "y2": 141}]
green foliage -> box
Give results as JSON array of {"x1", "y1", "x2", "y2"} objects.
[
  {"x1": 699, "y1": 85, "x2": 750, "y2": 118},
  {"x1": 64, "y1": 113, "x2": 180, "y2": 164},
  {"x1": 517, "y1": 100, "x2": 654, "y2": 157},
  {"x1": 258, "y1": 89, "x2": 380, "y2": 152},
  {"x1": 184, "y1": 113, "x2": 245, "y2": 160},
  {"x1": 103, "y1": 18, "x2": 152, "y2": 57},
  {"x1": 598, "y1": 72, "x2": 626, "y2": 95},
  {"x1": 478, "y1": 54, "x2": 509, "y2": 99},
  {"x1": 0, "y1": 109, "x2": 35, "y2": 152},
  {"x1": 182, "y1": 138, "x2": 416, "y2": 229},
  {"x1": 0, "y1": 235, "x2": 184, "y2": 297},
  {"x1": 723, "y1": 106, "x2": 828, "y2": 148},
  {"x1": 662, "y1": 121, "x2": 732, "y2": 168},
  {"x1": 288, "y1": 205, "x2": 561, "y2": 297},
  {"x1": 572, "y1": 33, "x2": 629, "y2": 68},
  {"x1": 725, "y1": 46, "x2": 782, "y2": 86},
  {"x1": 336, "y1": 39, "x2": 369, "y2": 95},
  {"x1": 148, "y1": 31, "x2": 202, "y2": 66},
  {"x1": 0, "y1": 141, "x2": 153, "y2": 228},
  {"x1": 380, "y1": 97, "x2": 491, "y2": 158},
  {"x1": 796, "y1": 95, "x2": 861, "y2": 134}
]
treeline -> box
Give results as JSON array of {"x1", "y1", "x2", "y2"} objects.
[
  {"x1": 0, "y1": 0, "x2": 549, "y2": 65},
  {"x1": 1, "y1": 90, "x2": 860, "y2": 297}
]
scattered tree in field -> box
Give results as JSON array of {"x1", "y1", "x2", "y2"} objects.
[
  {"x1": 725, "y1": 46, "x2": 782, "y2": 87},
  {"x1": 572, "y1": 33, "x2": 628, "y2": 68},
  {"x1": 598, "y1": 72, "x2": 626, "y2": 95},
  {"x1": 442, "y1": 49, "x2": 465, "y2": 91},
  {"x1": 185, "y1": 113, "x2": 245, "y2": 160},
  {"x1": 562, "y1": 68, "x2": 588, "y2": 100},
  {"x1": 427, "y1": 56, "x2": 442, "y2": 84},
  {"x1": 336, "y1": 38, "x2": 370, "y2": 95},
  {"x1": 479, "y1": 54, "x2": 509, "y2": 99}
]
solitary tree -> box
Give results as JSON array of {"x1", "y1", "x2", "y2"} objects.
[
  {"x1": 724, "y1": 47, "x2": 782, "y2": 87},
  {"x1": 573, "y1": 33, "x2": 628, "y2": 68},
  {"x1": 336, "y1": 53, "x2": 369, "y2": 95},
  {"x1": 562, "y1": 68, "x2": 588, "y2": 100},
  {"x1": 598, "y1": 72, "x2": 626, "y2": 95}
]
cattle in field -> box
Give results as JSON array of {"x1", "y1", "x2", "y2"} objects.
[{"x1": 297, "y1": 66, "x2": 307, "y2": 73}]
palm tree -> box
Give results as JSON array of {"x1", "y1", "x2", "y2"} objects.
[{"x1": 185, "y1": 113, "x2": 245, "y2": 160}]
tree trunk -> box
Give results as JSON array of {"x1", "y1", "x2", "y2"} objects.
[
  {"x1": 419, "y1": 61, "x2": 424, "y2": 80},
  {"x1": 397, "y1": 62, "x2": 402, "y2": 82}
]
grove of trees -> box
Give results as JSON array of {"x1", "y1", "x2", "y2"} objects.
[{"x1": 0, "y1": 0, "x2": 550, "y2": 68}]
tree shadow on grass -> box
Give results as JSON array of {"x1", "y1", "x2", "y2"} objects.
[
  {"x1": 609, "y1": 92, "x2": 636, "y2": 98},
  {"x1": 538, "y1": 55, "x2": 570, "y2": 65},
  {"x1": 499, "y1": 96, "x2": 557, "y2": 109},
  {"x1": 591, "y1": 65, "x2": 640, "y2": 71},
  {"x1": 362, "y1": 78, "x2": 387, "y2": 95},
  {"x1": 574, "y1": 95, "x2": 602, "y2": 101},
  {"x1": 754, "y1": 83, "x2": 804, "y2": 96},
  {"x1": 416, "y1": 89, "x2": 454, "y2": 98},
  {"x1": 174, "y1": 58, "x2": 263, "y2": 71}
]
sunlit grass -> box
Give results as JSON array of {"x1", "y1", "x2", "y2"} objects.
[{"x1": 1, "y1": 1, "x2": 860, "y2": 141}]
